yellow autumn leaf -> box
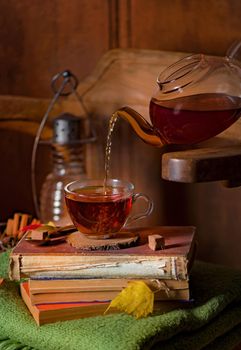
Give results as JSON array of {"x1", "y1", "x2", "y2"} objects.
[
  {"x1": 36, "y1": 225, "x2": 55, "y2": 232},
  {"x1": 105, "y1": 280, "x2": 154, "y2": 318},
  {"x1": 46, "y1": 221, "x2": 56, "y2": 227}
]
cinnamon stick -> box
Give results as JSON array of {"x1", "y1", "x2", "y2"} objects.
[
  {"x1": 6, "y1": 219, "x2": 13, "y2": 236},
  {"x1": 18, "y1": 214, "x2": 30, "y2": 239}
]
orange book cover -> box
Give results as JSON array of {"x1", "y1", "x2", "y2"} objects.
[{"x1": 20, "y1": 282, "x2": 110, "y2": 326}]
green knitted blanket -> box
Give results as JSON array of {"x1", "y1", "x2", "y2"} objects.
[{"x1": 0, "y1": 251, "x2": 241, "y2": 350}]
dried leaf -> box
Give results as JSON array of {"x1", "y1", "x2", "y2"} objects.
[
  {"x1": 19, "y1": 223, "x2": 41, "y2": 234},
  {"x1": 36, "y1": 225, "x2": 55, "y2": 232},
  {"x1": 46, "y1": 221, "x2": 56, "y2": 227},
  {"x1": 105, "y1": 280, "x2": 154, "y2": 318}
]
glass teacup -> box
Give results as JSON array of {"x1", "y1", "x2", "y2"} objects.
[{"x1": 64, "y1": 178, "x2": 153, "y2": 239}]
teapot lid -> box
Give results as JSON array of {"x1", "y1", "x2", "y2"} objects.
[
  {"x1": 157, "y1": 54, "x2": 211, "y2": 93},
  {"x1": 157, "y1": 52, "x2": 241, "y2": 97}
]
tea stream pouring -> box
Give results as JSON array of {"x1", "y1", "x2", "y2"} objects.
[{"x1": 115, "y1": 51, "x2": 241, "y2": 147}]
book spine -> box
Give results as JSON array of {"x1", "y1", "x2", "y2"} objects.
[{"x1": 9, "y1": 255, "x2": 21, "y2": 280}]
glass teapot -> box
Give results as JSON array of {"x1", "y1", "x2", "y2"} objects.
[{"x1": 115, "y1": 48, "x2": 241, "y2": 147}]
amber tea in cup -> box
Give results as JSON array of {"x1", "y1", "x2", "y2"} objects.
[{"x1": 64, "y1": 179, "x2": 153, "y2": 239}]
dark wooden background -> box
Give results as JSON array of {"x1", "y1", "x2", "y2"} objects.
[
  {"x1": 0, "y1": 0, "x2": 240, "y2": 98},
  {"x1": 0, "y1": 0, "x2": 241, "y2": 268}
]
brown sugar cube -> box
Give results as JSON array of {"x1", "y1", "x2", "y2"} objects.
[
  {"x1": 148, "y1": 234, "x2": 165, "y2": 251},
  {"x1": 30, "y1": 229, "x2": 48, "y2": 240}
]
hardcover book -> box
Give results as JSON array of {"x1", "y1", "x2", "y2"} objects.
[
  {"x1": 29, "y1": 278, "x2": 190, "y2": 304},
  {"x1": 9, "y1": 226, "x2": 196, "y2": 281},
  {"x1": 20, "y1": 282, "x2": 111, "y2": 326},
  {"x1": 21, "y1": 281, "x2": 192, "y2": 326}
]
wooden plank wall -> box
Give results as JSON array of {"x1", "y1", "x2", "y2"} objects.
[
  {"x1": 0, "y1": 0, "x2": 240, "y2": 97},
  {"x1": 0, "y1": 0, "x2": 241, "y2": 268}
]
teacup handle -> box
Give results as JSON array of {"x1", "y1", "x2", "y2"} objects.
[{"x1": 125, "y1": 193, "x2": 154, "y2": 227}]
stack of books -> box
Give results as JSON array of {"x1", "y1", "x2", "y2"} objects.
[{"x1": 9, "y1": 226, "x2": 196, "y2": 325}]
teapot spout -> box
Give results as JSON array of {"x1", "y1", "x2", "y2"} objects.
[{"x1": 115, "y1": 106, "x2": 164, "y2": 147}]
